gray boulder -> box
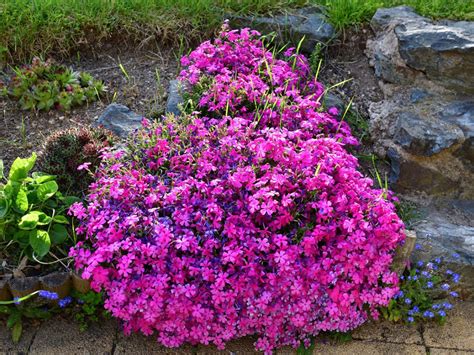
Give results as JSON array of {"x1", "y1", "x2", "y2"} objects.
[
  {"x1": 228, "y1": 6, "x2": 335, "y2": 53},
  {"x1": 396, "y1": 20, "x2": 474, "y2": 93},
  {"x1": 440, "y1": 101, "x2": 474, "y2": 167},
  {"x1": 94, "y1": 104, "x2": 144, "y2": 138},
  {"x1": 165, "y1": 80, "x2": 184, "y2": 117},
  {"x1": 394, "y1": 112, "x2": 465, "y2": 156},
  {"x1": 369, "y1": 6, "x2": 474, "y2": 92}
]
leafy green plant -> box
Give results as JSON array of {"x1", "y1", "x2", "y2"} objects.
[
  {"x1": 4, "y1": 57, "x2": 105, "y2": 111},
  {"x1": 380, "y1": 255, "x2": 461, "y2": 324},
  {"x1": 0, "y1": 303, "x2": 52, "y2": 342},
  {"x1": 0, "y1": 153, "x2": 79, "y2": 263},
  {"x1": 38, "y1": 127, "x2": 115, "y2": 195},
  {"x1": 70, "y1": 290, "x2": 108, "y2": 331}
]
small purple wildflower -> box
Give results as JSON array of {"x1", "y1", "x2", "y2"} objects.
[
  {"x1": 441, "y1": 283, "x2": 450, "y2": 291},
  {"x1": 407, "y1": 316, "x2": 415, "y2": 323},
  {"x1": 423, "y1": 311, "x2": 435, "y2": 318},
  {"x1": 38, "y1": 290, "x2": 59, "y2": 300},
  {"x1": 449, "y1": 291, "x2": 459, "y2": 298},
  {"x1": 58, "y1": 296, "x2": 73, "y2": 308},
  {"x1": 438, "y1": 310, "x2": 446, "y2": 317}
]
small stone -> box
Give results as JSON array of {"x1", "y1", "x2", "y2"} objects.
[
  {"x1": 94, "y1": 103, "x2": 144, "y2": 138},
  {"x1": 165, "y1": 79, "x2": 184, "y2": 117}
]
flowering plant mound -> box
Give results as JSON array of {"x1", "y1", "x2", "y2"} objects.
[{"x1": 70, "y1": 26, "x2": 405, "y2": 353}]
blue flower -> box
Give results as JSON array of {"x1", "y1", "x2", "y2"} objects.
[
  {"x1": 432, "y1": 304, "x2": 441, "y2": 310},
  {"x1": 421, "y1": 271, "x2": 430, "y2": 277},
  {"x1": 400, "y1": 275, "x2": 405, "y2": 280},
  {"x1": 407, "y1": 316, "x2": 415, "y2": 323},
  {"x1": 449, "y1": 291, "x2": 459, "y2": 298},
  {"x1": 443, "y1": 302, "x2": 453, "y2": 310},
  {"x1": 405, "y1": 298, "x2": 412, "y2": 305},
  {"x1": 13, "y1": 297, "x2": 21, "y2": 305},
  {"x1": 446, "y1": 269, "x2": 453, "y2": 275},
  {"x1": 438, "y1": 310, "x2": 446, "y2": 317},
  {"x1": 58, "y1": 296, "x2": 73, "y2": 308},
  {"x1": 452, "y1": 253, "x2": 460, "y2": 259},
  {"x1": 38, "y1": 290, "x2": 59, "y2": 300},
  {"x1": 412, "y1": 275, "x2": 418, "y2": 281},
  {"x1": 423, "y1": 311, "x2": 435, "y2": 318},
  {"x1": 441, "y1": 283, "x2": 450, "y2": 291},
  {"x1": 426, "y1": 281, "x2": 434, "y2": 288},
  {"x1": 415, "y1": 244, "x2": 422, "y2": 250},
  {"x1": 417, "y1": 261, "x2": 424, "y2": 267},
  {"x1": 452, "y1": 273, "x2": 460, "y2": 283},
  {"x1": 396, "y1": 291, "x2": 404, "y2": 299},
  {"x1": 434, "y1": 257, "x2": 441, "y2": 264},
  {"x1": 412, "y1": 306, "x2": 419, "y2": 313}
]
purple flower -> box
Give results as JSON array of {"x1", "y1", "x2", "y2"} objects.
[
  {"x1": 449, "y1": 291, "x2": 459, "y2": 298},
  {"x1": 426, "y1": 281, "x2": 434, "y2": 288},
  {"x1": 416, "y1": 261, "x2": 424, "y2": 267},
  {"x1": 38, "y1": 290, "x2": 59, "y2": 300},
  {"x1": 58, "y1": 296, "x2": 73, "y2": 308},
  {"x1": 407, "y1": 316, "x2": 415, "y2": 323},
  {"x1": 438, "y1": 310, "x2": 446, "y2": 317},
  {"x1": 405, "y1": 298, "x2": 412, "y2": 305},
  {"x1": 423, "y1": 311, "x2": 435, "y2": 318},
  {"x1": 415, "y1": 244, "x2": 422, "y2": 250},
  {"x1": 441, "y1": 283, "x2": 450, "y2": 291},
  {"x1": 442, "y1": 302, "x2": 453, "y2": 310},
  {"x1": 452, "y1": 253, "x2": 460, "y2": 259},
  {"x1": 434, "y1": 258, "x2": 441, "y2": 264}
]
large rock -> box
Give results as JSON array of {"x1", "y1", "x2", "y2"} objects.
[
  {"x1": 394, "y1": 112, "x2": 464, "y2": 156},
  {"x1": 367, "y1": 7, "x2": 474, "y2": 199},
  {"x1": 368, "y1": 6, "x2": 474, "y2": 93},
  {"x1": 440, "y1": 101, "x2": 474, "y2": 167},
  {"x1": 94, "y1": 103, "x2": 144, "y2": 138},
  {"x1": 229, "y1": 6, "x2": 335, "y2": 53}
]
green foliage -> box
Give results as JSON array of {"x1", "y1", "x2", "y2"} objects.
[
  {"x1": 0, "y1": 303, "x2": 52, "y2": 343},
  {"x1": 380, "y1": 257, "x2": 461, "y2": 325},
  {"x1": 0, "y1": 153, "x2": 79, "y2": 262},
  {"x1": 70, "y1": 290, "x2": 108, "y2": 332},
  {"x1": 38, "y1": 127, "x2": 115, "y2": 195},
  {"x1": 3, "y1": 57, "x2": 105, "y2": 111},
  {"x1": 395, "y1": 199, "x2": 421, "y2": 228}
]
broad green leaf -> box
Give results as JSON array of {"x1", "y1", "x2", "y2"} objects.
[
  {"x1": 53, "y1": 215, "x2": 69, "y2": 224},
  {"x1": 18, "y1": 212, "x2": 39, "y2": 230},
  {"x1": 13, "y1": 230, "x2": 31, "y2": 247},
  {"x1": 29, "y1": 229, "x2": 50, "y2": 257},
  {"x1": 12, "y1": 321, "x2": 22, "y2": 343},
  {"x1": 8, "y1": 153, "x2": 37, "y2": 182},
  {"x1": 50, "y1": 224, "x2": 68, "y2": 244},
  {"x1": 14, "y1": 188, "x2": 28, "y2": 213},
  {"x1": 29, "y1": 211, "x2": 52, "y2": 225},
  {"x1": 36, "y1": 181, "x2": 58, "y2": 201},
  {"x1": 32, "y1": 173, "x2": 56, "y2": 184},
  {"x1": 61, "y1": 196, "x2": 81, "y2": 207},
  {"x1": 7, "y1": 312, "x2": 21, "y2": 329}
]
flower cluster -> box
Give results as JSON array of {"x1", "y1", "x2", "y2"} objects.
[
  {"x1": 382, "y1": 252, "x2": 461, "y2": 324},
  {"x1": 70, "y1": 26, "x2": 405, "y2": 353}
]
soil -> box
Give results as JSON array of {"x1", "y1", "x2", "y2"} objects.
[{"x1": 0, "y1": 47, "x2": 179, "y2": 167}]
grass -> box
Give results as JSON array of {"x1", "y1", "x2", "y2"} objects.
[{"x1": 0, "y1": 0, "x2": 473, "y2": 64}]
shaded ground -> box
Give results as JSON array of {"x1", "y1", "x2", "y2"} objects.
[
  {"x1": 1, "y1": 302, "x2": 472, "y2": 354},
  {"x1": 0, "y1": 47, "x2": 178, "y2": 167}
]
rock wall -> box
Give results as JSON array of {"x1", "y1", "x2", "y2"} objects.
[{"x1": 366, "y1": 6, "x2": 474, "y2": 199}]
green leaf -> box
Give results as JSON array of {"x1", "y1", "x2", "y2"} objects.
[
  {"x1": 12, "y1": 321, "x2": 22, "y2": 343},
  {"x1": 13, "y1": 230, "x2": 31, "y2": 247},
  {"x1": 36, "y1": 181, "x2": 58, "y2": 201},
  {"x1": 0, "y1": 159, "x2": 4, "y2": 179},
  {"x1": 0, "y1": 196, "x2": 9, "y2": 219},
  {"x1": 18, "y1": 212, "x2": 39, "y2": 230},
  {"x1": 8, "y1": 153, "x2": 37, "y2": 182},
  {"x1": 32, "y1": 173, "x2": 56, "y2": 184},
  {"x1": 29, "y1": 211, "x2": 52, "y2": 225},
  {"x1": 14, "y1": 188, "x2": 28, "y2": 213},
  {"x1": 29, "y1": 229, "x2": 50, "y2": 257},
  {"x1": 61, "y1": 196, "x2": 81, "y2": 207},
  {"x1": 53, "y1": 215, "x2": 69, "y2": 224},
  {"x1": 50, "y1": 224, "x2": 68, "y2": 244},
  {"x1": 7, "y1": 311, "x2": 21, "y2": 328}
]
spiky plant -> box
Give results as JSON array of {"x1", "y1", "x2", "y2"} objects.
[{"x1": 38, "y1": 127, "x2": 115, "y2": 195}]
